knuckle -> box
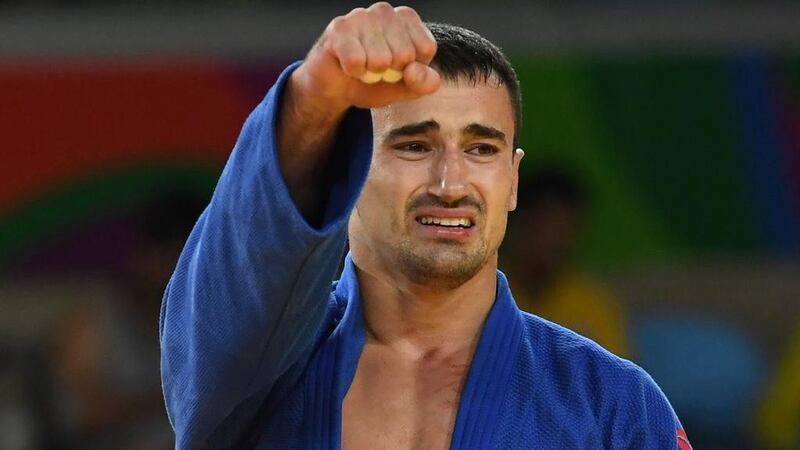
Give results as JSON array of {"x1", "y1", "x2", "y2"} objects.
[
  {"x1": 318, "y1": 35, "x2": 335, "y2": 54},
  {"x1": 369, "y1": 2, "x2": 394, "y2": 12},
  {"x1": 419, "y1": 38, "x2": 437, "y2": 56},
  {"x1": 346, "y1": 7, "x2": 368, "y2": 20},
  {"x1": 375, "y1": 52, "x2": 393, "y2": 65},
  {"x1": 395, "y1": 6, "x2": 420, "y2": 20},
  {"x1": 369, "y1": 2, "x2": 394, "y2": 20},
  {"x1": 394, "y1": 47, "x2": 415, "y2": 64},
  {"x1": 328, "y1": 16, "x2": 349, "y2": 33},
  {"x1": 342, "y1": 52, "x2": 366, "y2": 69},
  {"x1": 369, "y1": 52, "x2": 392, "y2": 69}
]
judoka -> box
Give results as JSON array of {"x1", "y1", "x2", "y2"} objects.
[{"x1": 160, "y1": 2, "x2": 692, "y2": 449}]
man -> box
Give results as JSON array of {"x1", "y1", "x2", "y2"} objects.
[{"x1": 160, "y1": 3, "x2": 691, "y2": 448}]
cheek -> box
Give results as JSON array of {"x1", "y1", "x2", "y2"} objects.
[
  {"x1": 486, "y1": 202, "x2": 510, "y2": 235},
  {"x1": 358, "y1": 162, "x2": 415, "y2": 232},
  {"x1": 476, "y1": 169, "x2": 515, "y2": 232}
]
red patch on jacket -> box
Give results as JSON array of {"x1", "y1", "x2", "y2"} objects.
[{"x1": 677, "y1": 429, "x2": 692, "y2": 450}]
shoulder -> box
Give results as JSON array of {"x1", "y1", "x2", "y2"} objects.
[
  {"x1": 519, "y1": 312, "x2": 686, "y2": 448},
  {"x1": 520, "y1": 310, "x2": 632, "y2": 378}
]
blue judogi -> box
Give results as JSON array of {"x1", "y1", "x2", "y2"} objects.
[{"x1": 160, "y1": 63, "x2": 689, "y2": 449}]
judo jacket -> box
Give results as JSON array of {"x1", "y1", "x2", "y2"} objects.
[{"x1": 160, "y1": 63, "x2": 691, "y2": 450}]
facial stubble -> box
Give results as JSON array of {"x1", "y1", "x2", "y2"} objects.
[{"x1": 394, "y1": 228, "x2": 490, "y2": 290}]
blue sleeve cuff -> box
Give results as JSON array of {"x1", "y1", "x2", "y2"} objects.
[{"x1": 261, "y1": 61, "x2": 373, "y2": 236}]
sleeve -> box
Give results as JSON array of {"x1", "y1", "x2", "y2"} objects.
[
  {"x1": 158, "y1": 62, "x2": 373, "y2": 449},
  {"x1": 610, "y1": 365, "x2": 693, "y2": 450}
]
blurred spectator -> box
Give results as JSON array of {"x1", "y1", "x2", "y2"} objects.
[
  {"x1": 754, "y1": 320, "x2": 800, "y2": 450},
  {"x1": 51, "y1": 190, "x2": 205, "y2": 450},
  {"x1": 0, "y1": 343, "x2": 54, "y2": 449},
  {"x1": 502, "y1": 165, "x2": 630, "y2": 358}
]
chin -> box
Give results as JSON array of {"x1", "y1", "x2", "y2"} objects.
[{"x1": 395, "y1": 239, "x2": 489, "y2": 289}]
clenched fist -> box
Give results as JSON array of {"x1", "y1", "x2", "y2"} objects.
[{"x1": 292, "y1": 2, "x2": 441, "y2": 111}]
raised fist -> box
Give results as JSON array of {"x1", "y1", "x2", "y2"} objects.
[{"x1": 293, "y1": 2, "x2": 441, "y2": 110}]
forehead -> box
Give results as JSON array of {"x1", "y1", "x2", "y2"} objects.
[{"x1": 371, "y1": 78, "x2": 515, "y2": 141}]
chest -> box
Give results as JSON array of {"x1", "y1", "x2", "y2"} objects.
[{"x1": 341, "y1": 345, "x2": 472, "y2": 450}]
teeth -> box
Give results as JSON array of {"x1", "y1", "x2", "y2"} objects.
[{"x1": 418, "y1": 216, "x2": 472, "y2": 227}]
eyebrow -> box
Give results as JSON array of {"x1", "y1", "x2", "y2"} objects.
[
  {"x1": 382, "y1": 120, "x2": 508, "y2": 145},
  {"x1": 384, "y1": 120, "x2": 440, "y2": 140},
  {"x1": 463, "y1": 123, "x2": 507, "y2": 144}
]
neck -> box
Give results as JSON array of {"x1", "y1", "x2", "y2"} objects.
[{"x1": 353, "y1": 254, "x2": 498, "y2": 358}]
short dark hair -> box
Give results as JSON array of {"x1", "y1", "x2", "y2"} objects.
[{"x1": 426, "y1": 22, "x2": 522, "y2": 148}]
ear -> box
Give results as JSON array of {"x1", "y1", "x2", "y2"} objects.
[{"x1": 508, "y1": 148, "x2": 525, "y2": 211}]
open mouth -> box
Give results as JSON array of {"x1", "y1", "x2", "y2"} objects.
[{"x1": 415, "y1": 216, "x2": 474, "y2": 229}]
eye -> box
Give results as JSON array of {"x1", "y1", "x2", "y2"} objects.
[
  {"x1": 466, "y1": 144, "x2": 499, "y2": 157},
  {"x1": 395, "y1": 142, "x2": 430, "y2": 153}
]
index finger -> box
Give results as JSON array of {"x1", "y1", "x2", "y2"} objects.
[{"x1": 395, "y1": 7, "x2": 436, "y2": 65}]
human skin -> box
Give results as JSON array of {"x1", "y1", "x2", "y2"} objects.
[{"x1": 275, "y1": 2, "x2": 523, "y2": 447}]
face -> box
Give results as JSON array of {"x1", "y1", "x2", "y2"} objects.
[{"x1": 349, "y1": 76, "x2": 523, "y2": 289}]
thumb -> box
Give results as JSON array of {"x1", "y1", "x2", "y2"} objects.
[{"x1": 403, "y1": 62, "x2": 441, "y2": 96}]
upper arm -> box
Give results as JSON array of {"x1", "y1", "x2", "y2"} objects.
[{"x1": 609, "y1": 364, "x2": 690, "y2": 450}]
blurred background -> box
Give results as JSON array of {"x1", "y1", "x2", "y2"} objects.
[{"x1": 1, "y1": 1, "x2": 799, "y2": 449}]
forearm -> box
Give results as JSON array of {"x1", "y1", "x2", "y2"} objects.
[{"x1": 277, "y1": 67, "x2": 350, "y2": 223}]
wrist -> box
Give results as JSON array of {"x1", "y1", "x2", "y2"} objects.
[{"x1": 288, "y1": 64, "x2": 351, "y2": 121}]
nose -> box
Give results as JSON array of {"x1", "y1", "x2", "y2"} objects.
[{"x1": 427, "y1": 146, "x2": 468, "y2": 204}]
